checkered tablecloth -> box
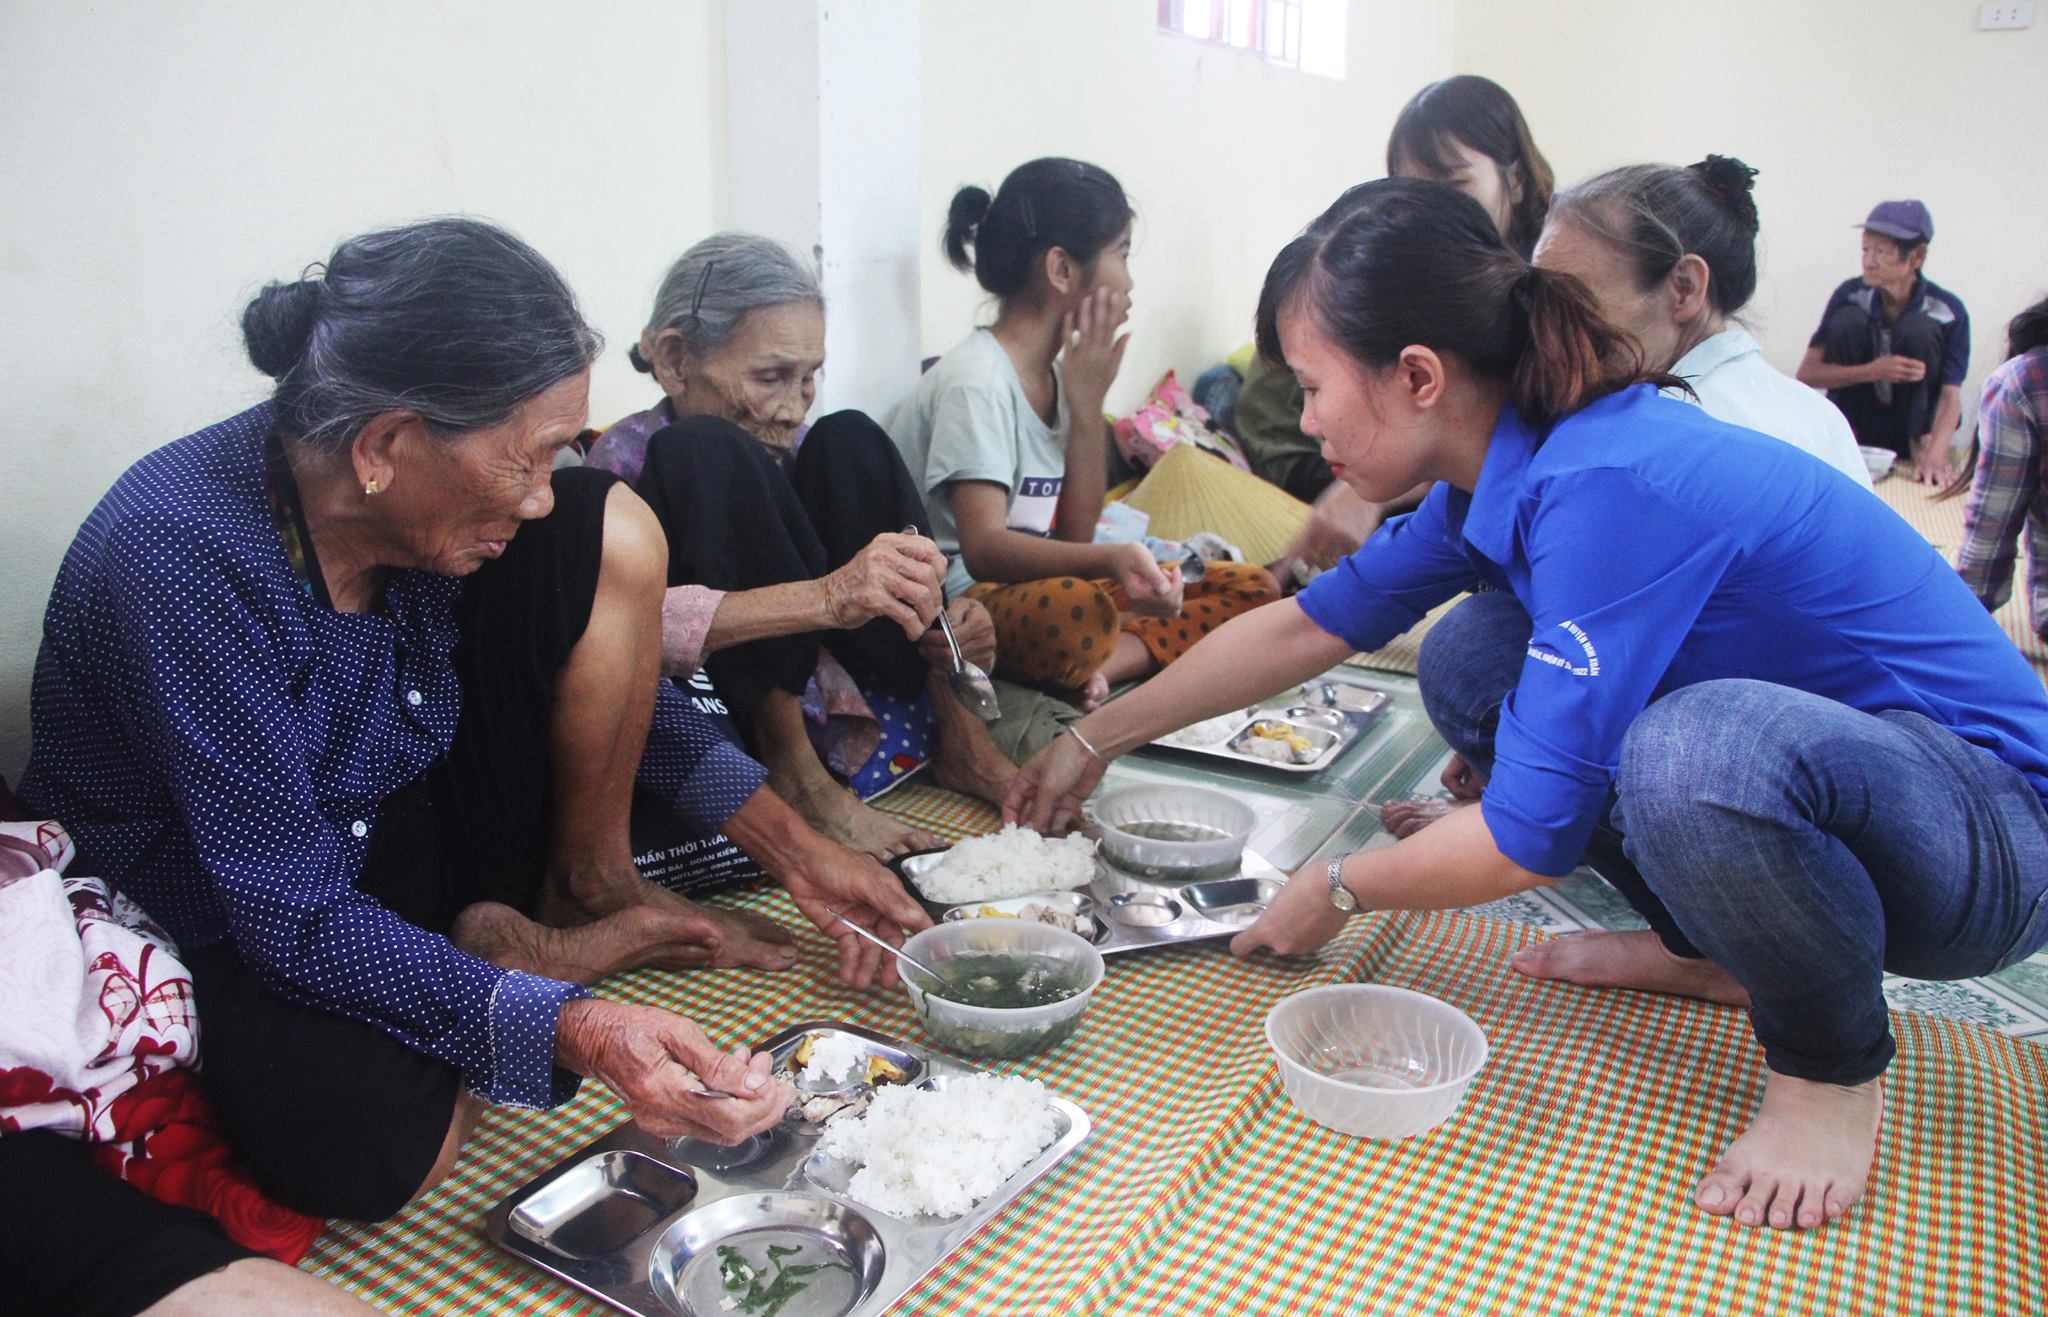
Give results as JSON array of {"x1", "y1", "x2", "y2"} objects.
[{"x1": 302, "y1": 787, "x2": 2048, "y2": 1315}]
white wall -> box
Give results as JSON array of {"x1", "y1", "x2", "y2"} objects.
[
  {"x1": 0, "y1": 0, "x2": 726, "y2": 779},
  {"x1": 1455, "y1": 0, "x2": 2048, "y2": 443},
  {"x1": 916, "y1": 1, "x2": 1459, "y2": 415},
  {"x1": 727, "y1": 0, "x2": 926, "y2": 420}
]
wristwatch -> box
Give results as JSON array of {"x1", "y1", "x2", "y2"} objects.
[{"x1": 1326, "y1": 857, "x2": 1358, "y2": 913}]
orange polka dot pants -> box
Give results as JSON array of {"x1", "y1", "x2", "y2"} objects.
[{"x1": 966, "y1": 561, "x2": 1280, "y2": 690}]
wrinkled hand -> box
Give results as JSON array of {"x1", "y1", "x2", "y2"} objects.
[
  {"x1": 1441, "y1": 753, "x2": 1483, "y2": 801},
  {"x1": 1273, "y1": 482, "x2": 1380, "y2": 584},
  {"x1": 821, "y1": 533, "x2": 946, "y2": 640},
  {"x1": 1909, "y1": 434, "x2": 1957, "y2": 487},
  {"x1": 1110, "y1": 542, "x2": 1183, "y2": 619},
  {"x1": 1867, "y1": 354, "x2": 1927, "y2": 385},
  {"x1": 554, "y1": 999, "x2": 793, "y2": 1143},
  {"x1": 778, "y1": 840, "x2": 933, "y2": 989},
  {"x1": 1004, "y1": 729, "x2": 1107, "y2": 836},
  {"x1": 917, "y1": 596, "x2": 997, "y2": 674},
  {"x1": 1229, "y1": 862, "x2": 1350, "y2": 958},
  {"x1": 1060, "y1": 286, "x2": 1133, "y2": 416}
]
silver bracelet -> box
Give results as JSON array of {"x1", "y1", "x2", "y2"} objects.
[{"x1": 1067, "y1": 725, "x2": 1108, "y2": 763}]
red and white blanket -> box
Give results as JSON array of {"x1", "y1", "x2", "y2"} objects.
[{"x1": 0, "y1": 821, "x2": 322, "y2": 1261}]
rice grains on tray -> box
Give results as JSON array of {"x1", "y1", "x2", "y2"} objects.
[
  {"x1": 912, "y1": 825, "x2": 1097, "y2": 904},
  {"x1": 818, "y1": 1074, "x2": 1059, "y2": 1218}
]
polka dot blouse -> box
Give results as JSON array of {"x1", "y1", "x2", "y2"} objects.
[{"x1": 20, "y1": 404, "x2": 762, "y2": 1110}]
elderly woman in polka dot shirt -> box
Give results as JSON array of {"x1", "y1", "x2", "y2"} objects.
[{"x1": 16, "y1": 220, "x2": 931, "y2": 1256}]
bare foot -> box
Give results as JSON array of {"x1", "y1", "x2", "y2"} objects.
[
  {"x1": 770, "y1": 768, "x2": 938, "y2": 860},
  {"x1": 1511, "y1": 929, "x2": 1751, "y2": 1008},
  {"x1": 930, "y1": 741, "x2": 1014, "y2": 806},
  {"x1": 1695, "y1": 1071, "x2": 1883, "y2": 1229},
  {"x1": 1377, "y1": 796, "x2": 1472, "y2": 839},
  {"x1": 927, "y1": 671, "x2": 1016, "y2": 806},
  {"x1": 458, "y1": 895, "x2": 798, "y2": 980},
  {"x1": 1077, "y1": 671, "x2": 1110, "y2": 713}
]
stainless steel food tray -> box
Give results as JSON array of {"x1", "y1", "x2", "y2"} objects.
[
  {"x1": 893, "y1": 849, "x2": 1288, "y2": 956},
  {"x1": 1145, "y1": 682, "x2": 1390, "y2": 774},
  {"x1": 485, "y1": 1021, "x2": 1090, "y2": 1317}
]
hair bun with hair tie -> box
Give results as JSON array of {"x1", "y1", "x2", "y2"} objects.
[
  {"x1": 241, "y1": 277, "x2": 324, "y2": 381},
  {"x1": 1688, "y1": 155, "x2": 1761, "y2": 235},
  {"x1": 626, "y1": 343, "x2": 653, "y2": 374},
  {"x1": 943, "y1": 184, "x2": 994, "y2": 272}
]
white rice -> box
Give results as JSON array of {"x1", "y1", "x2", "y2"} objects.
[
  {"x1": 913, "y1": 825, "x2": 1096, "y2": 904},
  {"x1": 1161, "y1": 714, "x2": 1244, "y2": 748},
  {"x1": 818, "y1": 1073, "x2": 1059, "y2": 1218},
  {"x1": 804, "y1": 1031, "x2": 866, "y2": 1084}
]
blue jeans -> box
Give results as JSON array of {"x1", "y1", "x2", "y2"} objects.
[{"x1": 1416, "y1": 593, "x2": 2048, "y2": 1084}]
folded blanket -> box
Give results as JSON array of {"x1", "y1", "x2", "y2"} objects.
[{"x1": 0, "y1": 820, "x2": 322, "y2": 1261}]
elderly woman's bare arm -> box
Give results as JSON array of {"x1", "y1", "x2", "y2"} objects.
[{"x1": 665, "y1": 532, "x2": 946, "y2": 675}]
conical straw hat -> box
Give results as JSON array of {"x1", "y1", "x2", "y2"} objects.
[{"x1": 1119, "y1": 442, "x2": 1312, "y2": 565}]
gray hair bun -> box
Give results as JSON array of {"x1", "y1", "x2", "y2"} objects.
[{"x1": 242, "y1": 278, "x2": 322, "y2": 380}]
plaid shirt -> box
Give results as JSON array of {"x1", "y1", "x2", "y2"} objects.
[{"x1": 1958, "y1": 348, "x2": 2048, "y2": 637}]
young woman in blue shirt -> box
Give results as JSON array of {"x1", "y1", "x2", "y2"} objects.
[{"x1": 1007, "y1": 178, "x2": 2048, "y2": 1233}]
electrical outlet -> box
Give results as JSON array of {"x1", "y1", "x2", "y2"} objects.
[{"x1": 1978, "y1": 1, "x2": 2034, "y2": 29}]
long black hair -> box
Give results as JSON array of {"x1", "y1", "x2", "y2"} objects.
[
  {"x1": 244, "y1": 217, "x2": 601, "y2": 454},
  {"x1": 2008, "y1": 295, "x2": 2048, "y2": 360},
  {"x1": 1386, "y1": 76, "x2": 1554, "y2": 258},
  {"x1": 1256, "y1": 178, "x2": 1671, "y2": 426},
  {"x1": 942, "y1": 157, "x2": 1131, "y2": 301}
]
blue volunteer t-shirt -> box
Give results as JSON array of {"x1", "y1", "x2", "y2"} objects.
[{"x1": 1298, "y1": 385, "x2": 2048, "y2": 877}]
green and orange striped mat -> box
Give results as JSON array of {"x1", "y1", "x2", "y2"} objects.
[{"x1": 302, "y1": 788, "x2": 2048, "y2": 1315}]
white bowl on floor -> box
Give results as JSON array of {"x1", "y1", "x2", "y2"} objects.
[
  {"x1": 1859, "y1": 445, "x2": 1898, "y2": 481},
  {"x1": 1265, "y1": 985, "x2": 1488, "y2": 1139}
]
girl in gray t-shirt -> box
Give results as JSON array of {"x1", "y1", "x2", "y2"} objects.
[{"x1": 888, "y1": 158, "x2": 1278, "y2": 707}]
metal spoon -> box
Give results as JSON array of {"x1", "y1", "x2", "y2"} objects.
[
  {"x1": 1153, "y1": 543, "x2": 1206, "y2": 584},
  {"x1": 825, "y1": 907, "x2": 951, "y2": 989},
  {"x1": 904, "y1": 526, "x2": 1002, "y2": 722}
]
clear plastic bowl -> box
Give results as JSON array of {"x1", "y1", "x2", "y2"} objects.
[
  {"x1": 1089, "y1": 784, "x2": 1255, "y2": 881},
  {"x1": 899, "y1": 919, "x2": 1105, "y2": 1060},
  {"x1": 1264, "y1": 985, "x2": 1488, "y2": 1139}
]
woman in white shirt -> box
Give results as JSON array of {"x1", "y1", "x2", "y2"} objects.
[{"x1": 1533, "y1": 155, "x2": 1872, "y2": 489}]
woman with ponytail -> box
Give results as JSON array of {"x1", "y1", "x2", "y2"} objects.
[
  {"x1": 1531, "y1": 155, "x2": 1869, "y2": 487},
  {"x1": 1008, "y1": 178, "x2": 2048, "y2": 1234},
  {"x1": 888, "y1": 158, "x2": 1279, "y2": 706}
]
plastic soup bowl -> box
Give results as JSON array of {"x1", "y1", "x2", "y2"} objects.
[
  {"x1": 1090, "y1": 784, "x2": 1256, "y2": 881},
  {"x1": 1264, "y1": 985, "x2": 1488, "y2": 1139},
  {"x1": 899, "y1": 919, "x2": 1105, "y2": 1060}
]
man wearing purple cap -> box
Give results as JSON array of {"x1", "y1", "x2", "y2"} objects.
[{"x1": 1797, "y1": 200, "x2": 1970, "y2": 485}]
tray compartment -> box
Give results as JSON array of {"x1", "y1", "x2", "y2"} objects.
[
  {"x1": 1179, "y1": 876, "x2": 1282, "y2": 928},
  {"x1": 1228, "y1": 720, "x2": 1340, "y2": 768},
  {"x1": 508, "y1": 1151, "x2": 698, "y2": 1261},
  {"x1": 1102, "y1": 891, "x2": 1185, "y2": 927},
  {"x1": 940, "y1": 890, "x2": 1103, "y2": 944},
  {"x1": 648, "y1": 1192, "x2": 884, "y2": 1317},
  {"x1": 775, "y1": 1026, "x2": 926, "y2": 1097}
]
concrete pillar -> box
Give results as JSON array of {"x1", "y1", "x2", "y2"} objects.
[{"x1": 724, "y1": 0, "x2": 923, "y2": 419}]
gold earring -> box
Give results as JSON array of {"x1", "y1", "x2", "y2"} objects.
[{"x1": 363, "y1": 479, "x2": 381, "y2": 496}]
